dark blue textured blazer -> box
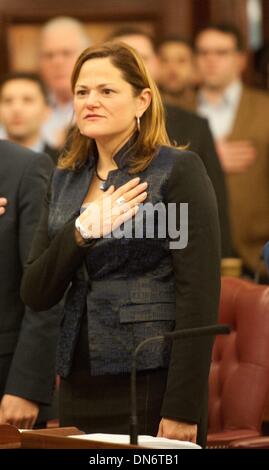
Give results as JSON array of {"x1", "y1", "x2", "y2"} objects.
[{"x1": 21, "y1": 141, "x2": 220, "y2": 432}]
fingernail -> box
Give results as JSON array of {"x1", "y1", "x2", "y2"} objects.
[{"x1": 133, "y1": 177, "x2": 140, "y2": 182}]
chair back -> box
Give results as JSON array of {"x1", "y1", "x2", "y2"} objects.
[{"x1": 208, "y1": 277, "x2": 269, "y2": 435}]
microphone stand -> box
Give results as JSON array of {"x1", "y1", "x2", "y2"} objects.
[{"x1": 130, "y1": 323, "x2": 231, "y2": 445}]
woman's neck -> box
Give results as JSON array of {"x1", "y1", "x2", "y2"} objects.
[{"x1": 95, "y1": 129, "x2": 135, "y2": 176}]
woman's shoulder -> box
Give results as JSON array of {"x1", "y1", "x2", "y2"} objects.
[
  {"x1": 159, "y1": 146, "x2": 217, "y2": 205},
  {"x1": 154, "y1": 145, "x2": 206, "y2": 173}
]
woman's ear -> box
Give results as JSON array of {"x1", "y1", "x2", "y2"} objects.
[{"x1": 136, "y1": 88, "x2": 152, "y2": 118}]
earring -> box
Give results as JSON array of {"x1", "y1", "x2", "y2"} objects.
[{"x1": 136, "y1": 116, "x2": 141, "y2": 132}]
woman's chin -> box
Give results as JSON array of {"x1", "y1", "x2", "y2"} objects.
[{"x1": 80, "y1": 130, "x2": 104, "y2": 139}]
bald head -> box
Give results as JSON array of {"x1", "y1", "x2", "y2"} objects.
[
  {"x1": 40, "y1": 17, "x2": 90, "y2": 103},
  {"x1": 109, "y1": 31, "x2": 160, "y2": 81}
]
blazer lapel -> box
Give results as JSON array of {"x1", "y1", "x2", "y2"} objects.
[
  {"x1": 49, "y1": 165, "x2": 94, "y2": 238},
  {"x1": 65, "y1": 166, "x2": 94, "y2": 219}
]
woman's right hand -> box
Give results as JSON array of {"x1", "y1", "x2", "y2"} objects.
[{"x1": 75, "y1": 177, "x2": 147, "y2": 244}]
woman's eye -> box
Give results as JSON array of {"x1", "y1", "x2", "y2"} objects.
[
  {"x1": 76, "y1": 90, "x2": 87, "y2": 96},
  {"x1": 103, "y1": 89, "x2": 114, "y2": 95}
]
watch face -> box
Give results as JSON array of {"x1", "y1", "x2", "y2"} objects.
[{"x1": 81, "y1": 228, "x2": 91, "y2": 239}]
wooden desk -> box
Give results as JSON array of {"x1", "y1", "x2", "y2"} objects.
[
  {"x1": 0, "y1": 424, "x2": 21, "y2": 449},
  {"x1": 0, "y1": 425, "x2": 140, "y2": 449}
]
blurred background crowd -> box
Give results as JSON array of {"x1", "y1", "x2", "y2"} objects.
[{"x1": 1, "y1": 0, "x2": 269, "y2": 280}]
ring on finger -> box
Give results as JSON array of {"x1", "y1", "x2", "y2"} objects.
[{"x1": 116, "y1": 196, "x2": 126, "y2": 206}]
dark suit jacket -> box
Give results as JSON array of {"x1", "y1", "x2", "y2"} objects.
[
  {"x1": 165, "y1": 104, "x2": 232, "y2": 257},
  {"x1": 43, "y1": 144, "x2": 59, "y2": 165},
  {"x1": 0, "y1": 140, "x2": 58, "y2": 418}
]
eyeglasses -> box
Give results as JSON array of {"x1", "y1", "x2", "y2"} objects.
[{"x1": 195, "y1": 48, "x2": 238, "y2": 58}]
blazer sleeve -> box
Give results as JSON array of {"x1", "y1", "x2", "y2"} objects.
[
  {"x1": 4, "y1": 152, "x2": 59, "y2": 404},
  {"x1": 4, "y1": 304, "x2": 60, "y2": 405},
  {"x1": 161, "y1": 151, "x2": 221, "y2": 424},
  {"x1": 20, "y1": 185, "x2": 91, "y2": 311}
]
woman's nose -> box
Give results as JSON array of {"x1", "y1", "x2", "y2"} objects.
[{"x1": 85, "y1": 91, "x2": 100, "y2": 107}]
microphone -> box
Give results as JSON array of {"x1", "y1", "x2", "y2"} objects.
[
  {"x1": 252, "y1": 245, "x2": 268, "y2": 284},
  {"x1": 263, "y1": 241, "x2": 269, "y2": 274},
  {"x1": 130, "y1": 323, "x2": 231, "y2": 445}
]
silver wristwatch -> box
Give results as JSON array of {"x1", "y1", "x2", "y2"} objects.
[{"x1": 75, "y1": 217, "x2": 92, "y2": 240}]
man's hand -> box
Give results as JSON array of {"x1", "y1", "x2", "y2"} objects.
[
  {"x1": 0, "y1": 197, "x2": 7, "y2": 215},
  {"x1": 0, "y1": 394, "x2": 39, "y2": 429},
  {"x1": 157, "y1": 418, "x2": 197, "y2": 443},
  {"x1": 216, "y1": 139, "x2": 257, "y2": 174}
]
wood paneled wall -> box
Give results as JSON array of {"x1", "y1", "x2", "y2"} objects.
[
  {"x1": 262, "y1": 0, "x2": 269, "y2": 42},
  {"x1": 0, "y1": 0, "x2": 262, "y2": 76},
  {"x1": 209, "y1": 0, "x2": 248, "y2": 34}
]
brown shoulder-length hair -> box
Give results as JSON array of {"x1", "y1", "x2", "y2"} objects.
[{"x1": 58, "y1": 41, "x2": 171, "y2": 173}]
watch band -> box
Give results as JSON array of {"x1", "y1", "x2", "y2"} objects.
[{"x1": 75, "y1": 217, "x2": 92, "y2": 240}]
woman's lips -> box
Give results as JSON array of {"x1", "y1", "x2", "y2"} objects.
[{"x1": 84, "y1": 114, "x2": 104, "y2": 120}]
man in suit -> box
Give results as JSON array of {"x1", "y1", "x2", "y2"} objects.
[
  {"x1": 39, "y1": 17, "x2": 90, "y2": 149},
  {"x1": 108, "y1": 27, "x2": 232, "y2": 257},
  {"x1": 0, "y1": 140, "x2": 58, "y2": 428},
  {"x1": 195, "y1": 23, "x2": 269, "y2": 279},
  {"x1": 157, "y1": 35, "x2": 197, "y2": 110},
  {"x1": 0, "y1": 72, "x2": 58, "y2": 164}
]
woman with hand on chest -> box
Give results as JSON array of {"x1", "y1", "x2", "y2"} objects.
[{"x1": 21, "y1": 42, "x2": 220, "y2": 447}]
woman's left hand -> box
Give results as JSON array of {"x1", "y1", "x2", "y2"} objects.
[{"x1": 157, "y1": 418, "x2": 197, "y2": 443}]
